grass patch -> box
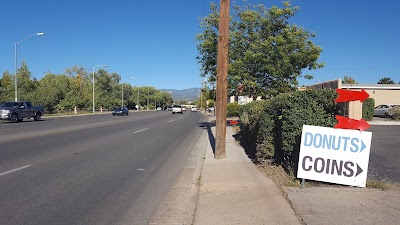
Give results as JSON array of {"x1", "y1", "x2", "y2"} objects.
[
  {"x1": 258, "y1": 163, "x2": 301, "y2": 187},
  {"x1": 366, "y1": 179, "x2": 392, "y2": 190}
]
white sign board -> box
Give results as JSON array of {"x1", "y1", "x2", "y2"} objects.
[
  {"x1": 238, "y1": 96, "x2": 246, "y2": 105},
  {"x1": 297, "y1": 125, "x2": 372, "y2": 187}
]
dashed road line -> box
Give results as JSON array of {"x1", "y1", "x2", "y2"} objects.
[
  {"x1": 133, "y1": 128, "x2": 149, "y2": 134},
  {"x1": 0, "y1": 164, "x2": 32, "y2": 177}
]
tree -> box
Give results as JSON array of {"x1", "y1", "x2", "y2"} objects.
[
  {"x1": 34, "y1": 73, "x2": 70, "y2": 112},
  {"x1": 64, "y1": 66, "x2": 89, "y2": 94},
  {"x1": 0, "y1": 71, "x2": 14, "y2": 102},
  {"x1": 342, "y1": 76, "x2": 357, "y2": 84},
  {"x1": 377, "y1": 77, "x2": 395, "y2": 84},
  {"x1": 196, "y1": 1, "x2": 324, "y2": 98},
  {"x1": 16, "y1": 61, "x2": 37, "y2": 101}
]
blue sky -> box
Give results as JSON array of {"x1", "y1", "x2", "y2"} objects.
[{"x1": 1, "y1": 1, "x2": 400, "y2": 90}]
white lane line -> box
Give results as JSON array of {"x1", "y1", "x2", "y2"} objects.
[
  {"x1": 0, "y1": 164, "x2": 31, "y2": 177},
  {"x1": 133, "y1": 128, "x2": 148, "y2": 134},
  {"x1": 168, "y1": 120, "x2": 174, "y2": 123}
]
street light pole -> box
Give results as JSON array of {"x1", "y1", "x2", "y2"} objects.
[
  {"x1": 92, "y1": 64, "x2": 108, "y2": 113},
  {"x1": 121, "y1": 84, "x2": 124, "y2": 106},
  {"x1": 147, "y1": 90, "x2": 149, "y2": 110},
  {"x1": 137, "y1": 88, "x2": 140, "y2": 110},
  {"x1": 15, "y1": 32, "x2": 45, "y2": 101},
  {"x1": 131, "y1": 76, "x2": 139, "y2": 110}
]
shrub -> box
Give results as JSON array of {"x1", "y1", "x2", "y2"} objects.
[
  {"x1": 255, "y1": 113, "x2": 275, "y2": 162},
  {"x1": 267, "y1": 90, "x2": 338, "y2": 163},
  {"x1": 239, "y1": 89, "x2": 339, "y2": 172},
  {"x1": 362, "y1": 98, "x2": 375, "y2": 121},
  {"x1": 226, "y1": 102, "x2": 242, "y2": 117},
  {"x1": 389, "y1": 106, "x2": 400, "y2": 120},
  {"x1": 239, "y1": 100, "x2": 267, "y2": 155}
]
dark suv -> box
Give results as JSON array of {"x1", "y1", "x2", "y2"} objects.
[{"x1": 112, "y1": 107, "x2": 129, "y2": 116}]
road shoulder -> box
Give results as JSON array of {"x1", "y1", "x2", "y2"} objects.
[{"x1": 149, "y1": 125, "x2": 207, "y2": 224}]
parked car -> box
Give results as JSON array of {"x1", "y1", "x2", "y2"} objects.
[
  {"x1": 172, "y1": 105, "x2": 183, "y2": 114},
  {"x1": 374, "y1": 104, "x2": 400, "y2": 118},
  {"x1": 0, "y1": 101, "x2": 44, "y2": 123},
  {"x1": 112, "y1": 107, "x2": 129, "y2": 116},
  {"x1": 191, "y1": 107, "x2": 198, "y2": 112},
  {"x1": 156, "y1": 107, "x2": 162, "y2": 111}
]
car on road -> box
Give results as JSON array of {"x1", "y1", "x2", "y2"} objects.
[
  {"x1": 191, "y1": 107, "x2": 198, "y2": 112},
  {"x1": 112, "y1": 107, "x2": 129, "y2": 116},
  {"x1": 156, "y1": 107, "x2": 162, "y2": 111},
  {"x1": 374, "y1": 104, "x2": 400, "y2": 118},
  {"x1": 172, "y1": 105, "x2": 183, "y2": 114},
  {"x1": 0, "y1": 101, "x2": 44, "y2": 123}
]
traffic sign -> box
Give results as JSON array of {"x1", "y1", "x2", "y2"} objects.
[{"x1": 297, "y1": 125, "x2": 372, "y2": 187}]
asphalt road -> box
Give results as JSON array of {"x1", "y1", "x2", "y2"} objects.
[
  {"x1": 0, "y1": 111, "x2": 205, "y2": 225},
  {"x1": 368, "y1": 125, "x2": 400, "y2": 184}
]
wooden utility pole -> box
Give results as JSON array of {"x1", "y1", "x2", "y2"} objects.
[
  {"x1": 200, "y1": 77, "x2": 207, "y2": 113},
  {"x1": 215, "y1": 0, "x2": 230, "y2": 159}
]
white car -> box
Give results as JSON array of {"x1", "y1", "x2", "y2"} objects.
[
  {"x1": 374, "y1": 104, "x2": 400, "y2": 118},
  {"x1": 172, "y1": 105, "x2": 183, "y2": 114},
  {"x1": 191, "y1": 107, "x2": 198, "y2": 112}
]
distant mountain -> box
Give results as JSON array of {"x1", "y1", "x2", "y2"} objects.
[{"x1": 160, "y1": 88, "x2": 200, "y2": 101}]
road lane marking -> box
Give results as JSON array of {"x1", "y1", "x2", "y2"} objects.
[
  {"x1": 168, "y1": 120, "x2": 174, "y2": 123},
  {"x1": 137, "y1": 168, "x2": 145, "y2": 171},
  {"x1": 0, "y1": 164, "x2": 31, "y2": 177},
  {"x1": 133, "y1": 128, "x2": 148, "y2": 134}
]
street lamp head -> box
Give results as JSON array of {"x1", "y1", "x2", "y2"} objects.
[{"x1": 36, "y1": 33, "x2": 45, "y2": 36}]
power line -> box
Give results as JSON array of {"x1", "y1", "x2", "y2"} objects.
[{"x1": 321, "y1": 65, "x2": 400, "y2": 71}]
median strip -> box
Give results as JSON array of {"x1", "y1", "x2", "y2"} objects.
[
  {"x1": 0, "y1": 164, "x2": 31, "y2": 177},
  {"x1": 134, "y1": 128, "x2": 148, "y2": 134}
]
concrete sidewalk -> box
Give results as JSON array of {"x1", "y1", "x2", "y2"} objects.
[
  {"x1": 150, "y1": 114, "x2": 400, "y2": 225},
  {"x1": 193, "y1": 124, "x2": 301, "y2": 225}
]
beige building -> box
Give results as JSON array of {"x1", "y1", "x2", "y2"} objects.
[{"x1": 307, "y1": 79, "x2": 400, "y2": 119}]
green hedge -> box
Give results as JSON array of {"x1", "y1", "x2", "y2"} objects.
[
  {"x1": 239, "y1": 100, "x2": 267, "y2": 155},
  {"x1": 240, "y1": 89, "x2": 339, "y2": 169},
  {"x1": 226, "y1": 102, "x2": 242, "y2": 117},
  {"x1": 362, "y1": 98, "x2": 375, "y2": 121}
]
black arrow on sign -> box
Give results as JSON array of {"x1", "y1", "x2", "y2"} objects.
[{"x1": 355, "y1": 163, "x2": 363, "y2": 177}]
